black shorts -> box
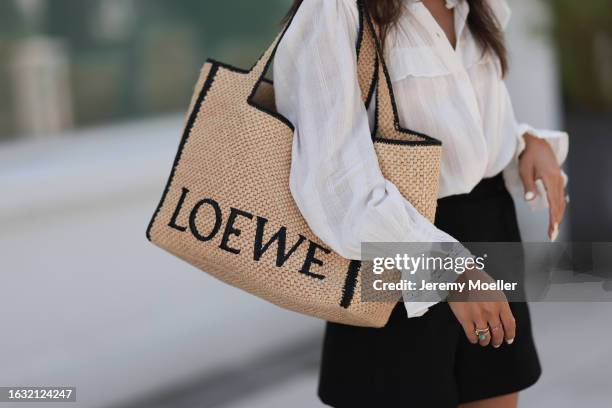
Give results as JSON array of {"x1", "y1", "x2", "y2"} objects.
[{"x1": 318, "y1": 174, "x2": 542, "y2": 407}]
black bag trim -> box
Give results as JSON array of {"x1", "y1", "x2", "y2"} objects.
[{"x1": 340, "y1": 260, "x2": 361, "y2": 309}]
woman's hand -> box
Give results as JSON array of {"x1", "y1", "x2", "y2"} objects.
[
  {"x1": 448, "y1": 268, "x2": 516, "y2": 348},
  {"x1": 519, "y1": 133, "x2": 567, "y2": 241}
]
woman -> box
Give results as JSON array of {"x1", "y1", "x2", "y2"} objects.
[{"x1": 273, "y1": 0, "x2": 569, "y2": 407}]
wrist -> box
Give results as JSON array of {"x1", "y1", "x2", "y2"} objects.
[
  {"x1": 523, "y1": 132, "x2": 546, "y2": 148},
  {"x1": 520, "y1": 132, "x2": 547, "y2": 160}
]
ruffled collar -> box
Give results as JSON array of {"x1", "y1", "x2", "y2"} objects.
[{"x1": 403, "y1": 0, "x2": 511, "y2": 29}]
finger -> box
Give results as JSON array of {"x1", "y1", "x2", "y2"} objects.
[
  {"x1": 460, "y1": 320, "x2": 479, "y2": 344},
  {"x1": 550, "y1": 177, "x2": 564, "y2": 223},
  {"x1": 500, "y1": 304, "x2": 516, "y2": 344},
  {"x1": 543, "y1": 176, "x2": 561, "y2": 241},
  {"x1": 558, "y1": 179, "x2": 567, "y2": 222},
  {"x1": 474, "y1": 313, "x2": 491, "y2": 347},
  {"x1": 548, "y1": 203, "x2": 558, "y2": 242},
  {"x1": 554, "y1": 194, "x2": 566, "y2": 238},
  {"x1": 519, "y1": 162, "x2": 537, "y2": 201},
  {"x1": 488, "y1": 316, "x2": 505, "y2": 349}
]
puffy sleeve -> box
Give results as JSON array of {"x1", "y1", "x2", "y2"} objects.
[{"x1": 273, "y1": 0, "x2": 468, "y2": 317}]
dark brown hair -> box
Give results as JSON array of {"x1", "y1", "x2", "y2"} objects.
[{"x1": 282, "y1": 0, "x2": 508, "y2": 76}]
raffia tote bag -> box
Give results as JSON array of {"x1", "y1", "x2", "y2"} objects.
[{"x1": 146, "y1": 0, "x2": 442, "y2": 328}]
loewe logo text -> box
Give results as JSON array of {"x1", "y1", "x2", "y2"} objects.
[{"x1": 166, "y1": 187, "x2": 330, "y2": 280}]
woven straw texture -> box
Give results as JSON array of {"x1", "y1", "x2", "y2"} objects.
[{"x1": 146, "y1": 0, "x2": 442, "y2": 328}]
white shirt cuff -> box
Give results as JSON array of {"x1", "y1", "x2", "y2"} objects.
[
  {"x1": 515, "y1": 123, "x2": 569, "y2": 165},
  {"x1": 404, "y1": 301, "x2": 439, "y2": 318},
  {"x1": 401, "y1": 243, "x2": 471, "y2": 318}
]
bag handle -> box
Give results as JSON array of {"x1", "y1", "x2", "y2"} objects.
[
  {"x1": 246, "y1": 1, "x2": 378, "y2": 106},
  {"x1": 357, "y1": 0, "x2": 440, "y2": 144},
  {"x1": 247, "y1": 1, "x2": 439, "y2": 145}
]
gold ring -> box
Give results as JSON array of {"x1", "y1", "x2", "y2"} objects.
[{"x1": 490, "y1": 325, "x2": 502, "y2": 332}]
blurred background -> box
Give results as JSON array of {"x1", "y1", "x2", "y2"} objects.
[{"x1": 0, "y1": 0, "x2": 611, "y2": 407}]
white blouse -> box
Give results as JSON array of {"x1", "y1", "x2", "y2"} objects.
[{"x1": 273, "y1": 0, "x2": 569, "y2": 317}]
